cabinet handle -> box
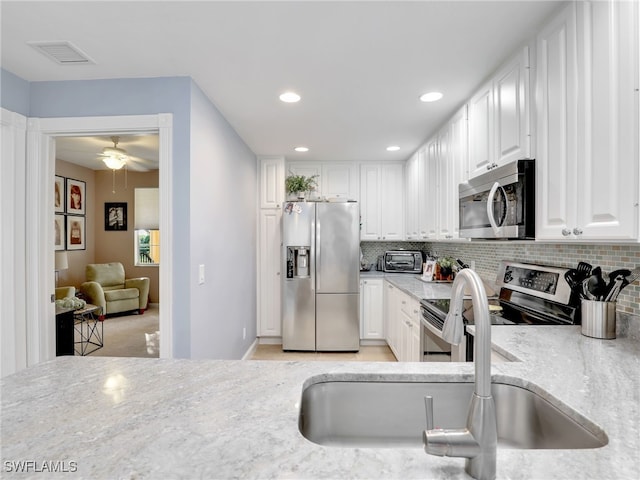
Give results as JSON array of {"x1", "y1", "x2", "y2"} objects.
[
  {"x1": 561, "y1": 228, "x2": 572, "y2": 237},
  {"x1": 363, "y1": 281, "x2": 367, "y2": 284},
  {"x1": 276, "y1": 272, "x2": 280, "y2": 276},
  {"x1": 402, "y1": 300, "x2": 406, "y2": 304},
  {"x1": 572, "y1": 228, "x2": 583, "y2": 236}
]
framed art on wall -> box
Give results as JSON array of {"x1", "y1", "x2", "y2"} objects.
[
  {"x1": 105, "y1": 202, "x2": 127, "y2": 231},
  {"x1": 66, "y1": 178, "x2": 85, "y2": 215},
  {"x1": 66, "y1": 216, "x2": 85, "y2": 250},
  {"x1": 54, "y1": 214, "x2": 65, "y2": 251},
  {"x1": 54, "y1": 175, "x2": 65, "y2": 213}
]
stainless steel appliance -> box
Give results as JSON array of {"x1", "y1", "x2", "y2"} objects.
[
  {"x1": 383, "y1": 250, "x2": 423, "y2": 273},
  {"x1": 420, "y1": 260, "x2": 579, "y2": 361},
  {"x1": 282, "y1": 201, "x2": 360, "y2": 351},
  {"x1": 459, "y1": 159, "x2": 535, "y2": 239}
]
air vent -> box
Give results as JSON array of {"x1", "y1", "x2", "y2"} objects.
[{"x1": 28, "y1": 41, "x2": 95, "y2": 65}]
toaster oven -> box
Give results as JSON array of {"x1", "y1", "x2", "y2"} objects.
[{"x1": 383, "y1": 251, "x2": 423, "y2": 273}]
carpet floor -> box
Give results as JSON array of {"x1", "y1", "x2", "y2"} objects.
[{"x1": 83, "y1": 304, "x2": 160, "y2": 358}]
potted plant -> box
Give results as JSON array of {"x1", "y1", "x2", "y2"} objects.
[
  {"x1": 437, "y1": 256, "x2": 456, "y2": 281},
  {"x1": 285, "y1": 173, "x2": 318, "y2": 200}
]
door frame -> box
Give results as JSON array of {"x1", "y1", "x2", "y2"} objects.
[{"x1": 26, "y1": 113, "x2": 174, "y2": 363}]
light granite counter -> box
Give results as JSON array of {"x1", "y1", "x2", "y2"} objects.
[
  {"x1": 360, "y1": 271, "x2": 455, "y2": 300},
  {"x1": 2, "y1": 318, "x2": 639, "y2": 479}
]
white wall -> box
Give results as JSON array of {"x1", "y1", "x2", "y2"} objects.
[{"x1": 189, "y1": 81, "x2": 258, "y2": 359}]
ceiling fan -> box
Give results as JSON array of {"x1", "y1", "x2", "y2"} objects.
[
  {"x1": 98, "y1": 136, "x2": 128, "y2": 170},
  {"x1": 97, "y1": 136, "x2": 156, "y2": 172}
]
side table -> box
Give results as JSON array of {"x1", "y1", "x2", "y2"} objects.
[{"x1": 74, "y1": 304, "x2": 104, "y2": 355}]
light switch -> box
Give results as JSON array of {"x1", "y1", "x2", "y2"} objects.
[{"x1": 198, "y1": 264, "x2": 205, "y2": 285}]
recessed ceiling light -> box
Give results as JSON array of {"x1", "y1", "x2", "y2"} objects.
[
  {"x1": 420, "y1": 91, "x2": 443, "y2": 102},
  {"x1": 386, "y1": 145, "x2": 400, "y2": 152},
  {"x1": 279, "y1": 92, "x2": 301, "y2": 103},
  {"x1": 294, "y1": 146, "x2": 309, "y2": 152}
]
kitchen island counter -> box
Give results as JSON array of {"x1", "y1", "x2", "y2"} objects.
[{"x1": 2, "y1": 318, "x2": 639, "y2": 479}]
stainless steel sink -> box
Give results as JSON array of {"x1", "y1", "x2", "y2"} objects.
[{"x1": 299, "y1": 379, "x2": 608, "y2": 449}]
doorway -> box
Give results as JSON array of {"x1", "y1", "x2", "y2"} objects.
[
  {"x1": 55, "y1": 133, "x2": 160, "y2": 357},
  {"x1": 27, "y1": 114, "x2": 173, "y2": 365}
]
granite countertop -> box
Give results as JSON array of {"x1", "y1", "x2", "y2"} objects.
[
  {"x1": 2, "y1": 319, "x2": 639, "y2": 479},
  {"x1": 361, "y1": 271, "x2": 456, "y2": 300}
]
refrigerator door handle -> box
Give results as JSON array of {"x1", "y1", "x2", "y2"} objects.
[{"x1": 310, "y1": 215, "x2": 316, "y2": 292}]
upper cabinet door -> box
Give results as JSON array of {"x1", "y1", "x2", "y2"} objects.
[
  {"x1": 494, "y1": 47, "x2": 531, "y2": 165},
  {"x1": 468, "y1": 80, "x2": 494, "y2": 179},
  {"x1": 259, "y1": 156, "x2": 284, "y2": 209},
  {"x1": 359, "y1": 164, "x2": 382, "y2": 240},
  {"x1": 574, "y1": 0, "x2": 638, "y2": 240},
  {"x1": 321, "y1": 162, "x2": 358, "y2": 201},
  {"x1": 379, "y1": 163, "x2": 404, "y2": 240},
  {"x1": 467, "y1": 46, "x2": 532, "y2": 181},
  {"x1": 535, "y1": 2, "x2": 579, "y2": 240}
]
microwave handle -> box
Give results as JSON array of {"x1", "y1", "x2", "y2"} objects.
[{"x1": 487, "y1": 181, "x2": 506, "y2": 236}]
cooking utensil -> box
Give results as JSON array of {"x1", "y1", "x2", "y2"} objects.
[
  {"x1": 610, "y1": 267, "x2": 640, "y2": 301},
  {"x1": 603, "y1": 269, "x2": 631, "y2": 301},
  {"x1": 582, "y1": 277, "x2": 597, "y2": 301},
  {"x1": 565, "y1": 269, "x2": 586, "y2": 299},
  {"x1": 577, "y1": 262, "x2": 592, "y2": 278},
  {"x1": 586, "y1": 267, "x2": 607, "y2": 300},
  {"x1": 604, "y1": 275, "x2": 625, "y2": 302}
]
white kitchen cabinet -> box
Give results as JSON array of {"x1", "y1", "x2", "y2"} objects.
[
  {"x1": 259, "y1": 156, "x2": 285, "y2": 209},
  {"x1": 536, "y1": 1, "x2": 638, "y2": 241},
  {"x1": 404, "y1": 152, "x2": 419, "y2": 240},
  {"x1": 468, "y1": 80, "x2": 494, "y2": 179},
  {"x1": 445, "y1": 105, "x2": 469, "y2": 239},
  {"x1": 384, "y1": 281, "x2": 421, "y2": 362},
  {"x1": 423, "y1": 139, "x2": 439, "y2": 239},
  {"x1": 468, "y1": 47, "x2": 531, "y2": 181},
  {"x1": 399, "y1": 295, "x2": 421, "y2": 362},
  {"x1": 360, "y1": 163, "x2": 404, "y2": 241},
  {"x1": 287, "y1": 161, "x2": 358, "y2": 201},
  {"x1": 384, "y1": 281, "x2": 400, "y2": 360},
  {"x1": 257, "y1": 209, "x2": 282, "y2": 337},
  {"x1": 321, "y1": 163, "x2": 358, "y2": 200},
  {"x1": 494, "y1": 47, "x2": 531, "y2": 166},
  {"x1": 360, "y1": 278, "x2": 384, "y2": 340}
]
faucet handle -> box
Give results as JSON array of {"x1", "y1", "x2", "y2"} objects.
[{"x1": 424, "y1": 395, "x2": 434, "y2": 430}]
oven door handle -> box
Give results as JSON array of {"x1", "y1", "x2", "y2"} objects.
[{"x1": 487, "y1": 181, "x2": 507, "y2": 236}]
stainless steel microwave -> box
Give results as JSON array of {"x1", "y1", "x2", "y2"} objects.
[{"x1": 459, "y1": 159, "x2": 535, "y2": 239}]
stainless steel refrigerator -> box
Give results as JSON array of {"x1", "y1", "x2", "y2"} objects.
[{"x1": 282, "y1": 201, "x2": 360, "y2": 351}]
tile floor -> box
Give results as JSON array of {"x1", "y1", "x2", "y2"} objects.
[{"x1": 250, "y1": 344, "x2": 397, "y2": 362}]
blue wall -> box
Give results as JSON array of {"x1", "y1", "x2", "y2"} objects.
[
  {"x1": 4, "y1": 72, "x2": 197, "y2": 357},
  {"x1": 1, "y1": 69, "x2": 30, "y2": 115}
]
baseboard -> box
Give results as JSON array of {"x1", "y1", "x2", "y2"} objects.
[
  {"x1": 148, "y1": 302, "x2": 160, "y2": 308},
  {"x1": 241, "y1": 338, "x2": 259, "y2": 360},
  {"x1": 360, "y1": 339, "x2": 388, "y2": 346},
  {"x1": 258, "y1": 336, "x2": 282, "y2": 345}
]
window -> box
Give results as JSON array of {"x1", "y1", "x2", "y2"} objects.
[
  {"x1": 134, "y1": 188, "x2": 159, "y2": 266},
  {"x1": 135, "y1": 229, "x2": 159, "y2": 266}
]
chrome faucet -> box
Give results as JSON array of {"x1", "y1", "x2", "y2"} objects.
[{"x1": 423, "y1": 268, "x2": 497, "y2": 480}]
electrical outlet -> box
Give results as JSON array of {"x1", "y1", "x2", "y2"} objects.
[
  {"x1": 470, "y1": 260, "x2": 476, "y2": 270},
  {"x1": 242, "y1": 327, "x2": 246, "y2": 340},
  {"x1": 198, "y1": 264, "x2": 205, "y2": 285}
]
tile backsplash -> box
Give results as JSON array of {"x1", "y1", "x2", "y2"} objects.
[{"x1": 361, "y1": 241, "x2": 640, "y2": 316}]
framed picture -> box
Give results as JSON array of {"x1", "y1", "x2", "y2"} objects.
[
  {"x1": 105, "y1": 202, "x2": 127, "y2": 231},
  {"x1": 422, "y1": 259, "x2": 436, "y2": 282},
  {"x1": 54, "y1": 175, "x2": 65, "y2": 213},
  {"x1": 66, "y1": 216, "x2": 85, "y2": 250},
  {"x1": 66, "y1": 178, "x2": 85, "y2": 215},
  {"x1": 54, "y1": 214, "x2": 65, "y2": 251}
]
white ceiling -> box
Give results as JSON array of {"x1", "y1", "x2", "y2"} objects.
[
  {"x1": 1, "y1": 1, "x2": 566, "y2": 163},
  {"x1": 55, "y1": 134, "x2": 159, "y2": 171}
]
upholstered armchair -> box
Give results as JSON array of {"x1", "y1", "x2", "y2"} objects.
[
  {"x1": 80, "y1": 263, "x2": 149, "y2": 317},
  {"x1": 55, "y1": 286, "x2": 76, "y2": 300}
]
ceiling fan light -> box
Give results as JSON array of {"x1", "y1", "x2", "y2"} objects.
[{"x1": 103, "y1": 156, "x2": 126, "y2": 170}]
